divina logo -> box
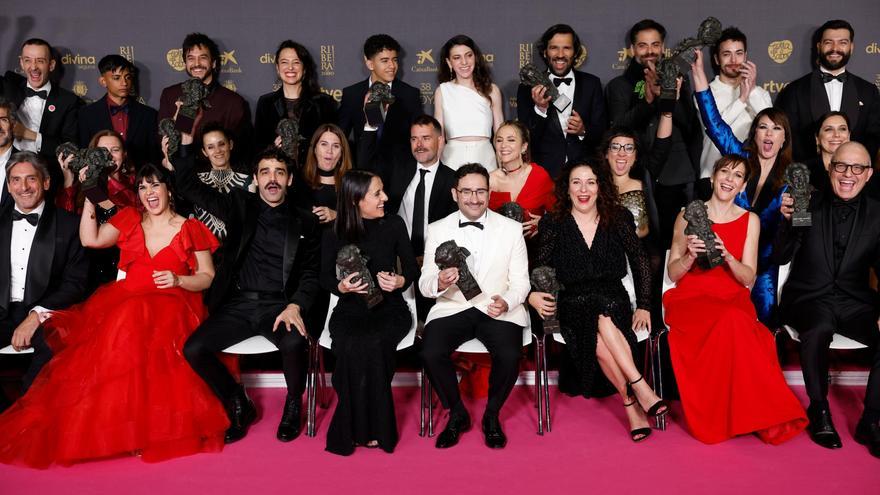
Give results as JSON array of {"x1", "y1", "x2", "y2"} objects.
[
  {"x1": 320, "y1": 45, "x2": 335, "y2": 77},
  {"x1": 260, "y1": 53, "x2": 276, "y2": 64},
  {"x1": 411, "y1": 48, "x2": 437, "y2": 73},
  {"x1": 866, "y1": 42, "x2": 880, "y2": 54},
  {"x1": 62, "y1": 53, "x2": 96, "y2": 68}
]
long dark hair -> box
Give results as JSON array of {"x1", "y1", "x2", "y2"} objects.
[
  {"x1": 135, "y1": 162, "x2": 176, "y2": 212},
  {"x1": 743, "y1": 107, "x2": 792, "y2": 194},
  {"x1": 552, "y1": 160, "x2": 622, "y2": 229},
  {"x1": 303, "y1": 124, "x2": 352, "y2": 190},
  {"x1": 599, "y1": 126, "x2": 643, "y2": 181},
  {"x1": 274, "y1": 40, "x2": 320, "y2": 97},
  {"x1": 437, "y1": 35, "x2": 493, "y2": 100},
  {"x1": 334, "y1": 170, "x2": 378, "y2": 243}
]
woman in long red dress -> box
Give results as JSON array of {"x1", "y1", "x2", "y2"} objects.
[
  {"x1": 0, "y1": 163, "x2": 228, "y2": 468},
  {"x1": 664, "y1": 155, "x2": 807, "y2": 445}
]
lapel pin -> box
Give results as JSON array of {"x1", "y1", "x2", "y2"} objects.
[{"x1": 48, "y1": 104, "x2": 56, "y2": 112}]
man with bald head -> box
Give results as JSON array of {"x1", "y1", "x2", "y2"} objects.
[{"x1": 775, "y1": 141, "x2": 880, "y2": 457}]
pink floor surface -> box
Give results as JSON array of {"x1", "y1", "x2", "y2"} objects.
[{"x1": 2, "y1": 385, "x2": 878, "y2": 495}]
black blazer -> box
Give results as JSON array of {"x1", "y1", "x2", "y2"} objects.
[
  {"x1": 338, "y1": 78, "x2": 421, "y2": 165},
  {"x1": 776, "y1": 70, "x2": 880, "y2": 162},
  {"x1": 77, "y1": 95, "x2": 159, "y2": 166},
  {"x1": 172, "y1": 145, "x2": 321, "y2": 313},
  {"x1": 773, "y1": 190, "x2": 880, "y2": 310},
  {"x1": 516, "y1": 70, "x2": 606, "y2": 178},
  {"x1": 254, "y1": 89, "x2": 338, "y2": 165},
  {"x1": 0, "y1": 201, "x2": 88, "y2": 320}
]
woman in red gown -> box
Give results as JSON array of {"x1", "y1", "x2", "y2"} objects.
[
  {"x1": 0, "y1": 164, "x2": 228, "y2": 468},
  {"x1": 664, "y1": 155, "x2": 807, "y2": 445}
]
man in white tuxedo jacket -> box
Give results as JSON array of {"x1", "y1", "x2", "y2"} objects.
[{"x1": 419, "y1": 163, "x2": 530, "y2": 450}]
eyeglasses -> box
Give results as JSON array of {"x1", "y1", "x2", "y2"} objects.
[
  {"x1": 608, "y1": 143, "x2": 636, "y2": 154},
  {"x1": 456, "y1": 188, "x2": 489, "y2": 199},
  {"x1": 830, "y1": 161, "x2": 870, "y2": 175}
]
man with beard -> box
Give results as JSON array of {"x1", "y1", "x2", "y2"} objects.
[
  {"x1": 516, "y1": 24, "x2": 605, "y2": 178},
  {"x1": 696, "y1": 28, "x2": 771, "y2": 199},
  {"x1": 606, "y1": 19, "x2": 701, "y2": 246},
  {"x1": 776, "y1": 20, "x2": 880, "y2": 162},
  {"x1": 0, "y1": 99, "x2": 19, "y2": 207},
  {"x1": 158, "y1": 33, "x2": 253, "y2": 166}
]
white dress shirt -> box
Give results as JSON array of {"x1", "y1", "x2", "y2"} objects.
[
  {"x1": 398, "y1": 160, "x2": 439, "y2": 238},
  {"x1": 455, "y1": 210, "x2": 488, "y2": 275},
  {"x1": 819, "y1": 67, "x2": 845, "y2": 112},
  {"x1": 14, "y1": 81, "x2": 50, "y2": 153},
  {"x1": 10, "y1": 201, "x2": 46, "y2": 302}
]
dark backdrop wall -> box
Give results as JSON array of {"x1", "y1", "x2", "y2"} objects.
[{"x1": 2, "y1": 2, "x2": 879, "y2": 117}]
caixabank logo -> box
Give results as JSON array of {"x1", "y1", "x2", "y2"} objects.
[
  {"x1": 412, "y1": 49, "x2": 437, "y2": 73},
  {"x1": 768, "y1": 40, "x2": 793, "y2": 64},
  {"x1": 166, "y1": 49, "x2": 185, "y2": 71},
  {"x1": 62, "y1": 52, "x2": 96, "y2": 70},
  {"x1": 320, "y1": 45, "x2": 335, "y2": 77},
  {"x1": 221, "y1": 50, "x2": 241, "y2": 74}
]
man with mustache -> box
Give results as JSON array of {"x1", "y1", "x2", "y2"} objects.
[
  {"x1": 0, "y1": 99, "x2": 20, "y2": 207},
  {"x1": 696, "y1": 27, "x2": 771, "y2": 199},
  {"x1": 515, "y1": 24, "x2": 606, "y2": 178},
  {"x1": 776, "y1": 20, "x2": 880, "y2": 162},
  {"x1": 158, "y1": 33, "x2": 253, "y2": 167},
  {"x1": 168, "y1": 133, "x2": 321, "y2": 444},
  {"x1": 606, "y1": 19, "x2": 702, "y2": 247}
]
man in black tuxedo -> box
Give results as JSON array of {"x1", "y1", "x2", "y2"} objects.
[
  {"x1": 78, "y1": 55, "x2": 158, "y2": 167},
  {"x1": 1, "y1": 151, "x2": 88, "y2": 406},
  {"x1": 0, "y1": 99, "x2": 20, "y2": 208},
  {"x1": 775, "y1": 142, "x2": 880, "y2": 457},
  {"x1": 776, "y1": 20, "x2": 880, "y2": 162},
  {"x1": 516, "y1": 24, "x2": 606, "y2": 178},
  {"x1": 338, "y1": 34, "x2": 421, "y2": 167},
  {"x1": 606, "y1": 20, "x2": 701, "y2": 246},
  {"x1": 1, "y1": 39, "x2": 81, "y2": 189},
  {"x1": 175, "y1": 139, "x2": 321, "y2": 444}
]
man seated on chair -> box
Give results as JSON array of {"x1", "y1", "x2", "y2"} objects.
[
  {"x1": 168, "y1": 132, "x2": 322, "y2": 444},
  {"x1": 419, "y1": 163, "x2": 530, "y2": 449},
  {"x1": 775, "y1": 141, "x2": 880, "y2": 457}
]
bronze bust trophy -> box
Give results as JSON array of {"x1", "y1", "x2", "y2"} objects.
[
  {"x1": 519, "y1": 63, "x2": 571, "y2": 113},
  {"x1": 435, "y1": 240, "x2": 482, "y2": 300},
  {"x1": 174, "y1": 78, "x2": 212, "y2": 133},
  {"x1": 530, "y1": 266, "x2": 563, "y2": 334},
  {"x1": 336, "y1": 244, "x2": 384, "y2": 309},
  {"x1": 683, "y1": 200, "x2": 725, "y2": 269},
  {"x1": 656, "y1": 17, "x2": 723, "y2": 110},
  {"x1": 497, "y1": 202, "x2": 525, "y2": 223},
  {"x1": 364, "y1": 82, "x2": 395, "y2": 128},
  {"x1": 56, "y1": 142, "x2": 115, "y2": 204},
  {"x1": 784, "y1": 162, "x2": 813, "y2": 227},
  {"x1": 276, "y1": 118, "x2": 305, "y2": 162},
  {"x1": 158, "y1": 118, "x2": 182, "y2": 158}
]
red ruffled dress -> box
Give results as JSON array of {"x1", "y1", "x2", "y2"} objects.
[{"x1": 0, "y1": 207, "x2": 229, "y2": 468}]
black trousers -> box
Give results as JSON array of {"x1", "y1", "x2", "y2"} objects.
[
  {"x1": 184, "y1": 295, "x2": 309, "y2": 406},
  {"x1": 653, "y1": 182, "x2": 693, "y2": 249},
  {"x1": 420, "y1": 308, "x2": 522, "y2": 416},
  {"x1": 0, "y1": 302, "x2": 52, "y2": 392},
  {"x1": 786, "y1": 294, "x2": 880, "y2": 412}
]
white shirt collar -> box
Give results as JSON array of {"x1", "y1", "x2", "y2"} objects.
[
  {"x1": 15, "y1": 200, "x2": 46, "y2": 216},
  {"x1": 549, "y1": 69, "x2": 574, "y2": 80},
  {"x1": 418, "y1": 159, "x2": 440, "y2": 170},
  {"x1": 819, "y1": 66, "x2": 847, "y2": 77},
  {"x1": 457, "y1": 209, "x2": 488, "y2": 225},
  {"x1": 368, "y1": 77, "x2": 393, "y2": 89},
  {"x1": 26, "y1": 80, "x2": 52, "y2": 94}
]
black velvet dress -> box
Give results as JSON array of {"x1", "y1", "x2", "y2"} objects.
[
  {"x1": 296, "y1": 181, "x2": 338, "y2": 335},
  {"x1": 536, "y1": 208, "x2": 651, "y2": 397},
  {"x1": 320, "y1": 215, "x2": 418, "y2": 455}
]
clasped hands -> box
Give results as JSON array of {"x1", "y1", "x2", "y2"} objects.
[
  {"x1": 337, "y1": 271, "x2": 403, "y2": 294},
  {"x1": 438, "y1": 267, "x2": 508, "y2": 317},
  {"x1": 684, "y1": 234, "x2": 734, "y2": 264}
]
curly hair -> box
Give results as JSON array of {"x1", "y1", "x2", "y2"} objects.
[
  {"x1": 552, "y1": 160, "x2": 622, "y2": 229},
  {"x1": 438, "y1": 35, "x2": 494, "y2": 100}
]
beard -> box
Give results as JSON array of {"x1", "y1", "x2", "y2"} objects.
[{"x1": 818, "y1": 49, "x2": 851, "y2": 71}]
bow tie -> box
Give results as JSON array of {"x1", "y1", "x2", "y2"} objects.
[
  {"x1": 833, "y1": 197, "x2": 858, "y2": 209},
  {"x1": 109, "y1": 103, "x2": 129, "y2": 115},
  {"x1": 12, "y1": 210, "x2": 39, "y2": 226},
  {"x1": 459, "y1": 221, "x2": 484, "y2": 230},
  {"x1": 25, "y1": 87, "x2": 48, "y2": 99},
  {"x1": 552, "y1": 77, "x2": 572, "y2": 87},
  {"x1": 820, "y1": 72, "x2": 848, "y2": 84}
]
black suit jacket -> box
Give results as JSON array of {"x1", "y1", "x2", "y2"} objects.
[
  {"x1": 1, "y1": 71, "x2": 82, "y2": 187},
  {"x1": 172, "y1": 145, "x2": 321, "y2": 313},
  {"x1": 254, "y1": 89, "x2": 339, "y2": 165},
  {"x1": 773, "y1": 190, "x2": 880, "y2": 311},
  {"x1": 0, "y1": 201, "x2": 88, "y2": 320},
  {"x1": 77, "y1": 95, "x2": 159, "y2": 166},
  {"x1": 338, "y1": 78, "x2": 421, "y2": 166},
  {"x1": 776, "y1": 70, "x2": 880, "y2": 162},
  {"x1": 516, "y1": 70, "x2": 606, "y2": 178}
]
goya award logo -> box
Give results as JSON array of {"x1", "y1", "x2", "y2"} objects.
[
  {"x1": 221, "y1": 50, "x2": 241, "y2": 74},
  {"x1": 320, "y1": 45, "x2": 335, "y2": 77},
  {"x1": 221, "y1": 80, "x2": 237, "y2": 92},
  {"x1": 519, "y1": 43, "x2": 533, "y2": 69},
  {"x1": 166, "y1": 49, "x2": 185, "y2": 71},
  {"x1": 574, "y1": 44, "x2": 588, "y2": 68},
  {"x1": 72, "y1": 81, "x2": 88, "y2": 98},
  {"x1": 412, "y1": 49, "x2": 437, "y2": 73},
  {"x1": 613, "y1": 47, "x2": 632, "y2": 70},
  {"x1": 768, "y1": 40, "x2": 793, "y2": 64}
]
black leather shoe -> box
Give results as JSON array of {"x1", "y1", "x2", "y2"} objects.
[
  {"x1": 224, "y1": 386, "x2": 257, "y2": 444},
  {"x1": 855, "y1": 419, "x2": 880, "y2": 458},
  {"x1": 276, "y1": 394, "x2": 302, "y2": 442},
  {"x1": 807, "y1": 407, "x2": 842, "y2": 449},
  {"x1": 482, "y1": 413, "x2": 507, "y2": 449},
  {"x1": 435, "y1": 410, "x2": 471, "y2": 449}
]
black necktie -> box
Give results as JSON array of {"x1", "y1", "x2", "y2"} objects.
[
  {"x1": 25, "y1": 87, "x2": 48, "y2": 99},
  {"x1": 820, "y1": 72, "x2": 848, "y2": 84},
  {"x1": 109, "y1": 103, "x2": 129, "y2": 115},
  {"x1": 411, "y1": 169, "x2": 429, "y2": 255},
  {"x1": 552, "y1": 77, "x2": 572, "y2": 87},
  {"x1": 459, "y1": 221, "x2": 484, "y2": 230},
  {"x1": 12, "y1": 210, "x2": 39, "y2": 226}
]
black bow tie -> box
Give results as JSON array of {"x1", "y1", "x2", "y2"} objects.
[
  {"x1": 459, "y1": 221, "x2": 484, "y2": 230},
  {"x1": 833, "y1": 197, "x2": 858, "y2": 209},
  {"x1": 552, "y1": 77, "x2": 572, "y2": 87},
  {"x1": 12, "y1": 210, "x2": 39, "y2": 226},
  {"x1": 109, "y1": 103, "x2": 129, "y2": 115},
  {"x1": 820, "y1": 72, "x2": 848, "y2": 84},
  {"x1": 25, "y1": 87, "x2": 48, "y2": 99}
]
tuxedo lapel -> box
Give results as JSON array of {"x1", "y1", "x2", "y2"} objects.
[
  {"x1": 23, "y1": 204, "x2": 56, "y2": 305},
  {"x1": 0, "y1": 207, "x2": 12, "y2": 314},
  {"x1": 282, "y1": 206, "x2": 302, "y2": 288},
  {"x1": 838, "y1": 195, "x2": 866, "y2": 271},
  {"x1": 840, "y1": 76, "x2": 861, "y2": 128},
  {"x1": 809, "y1": 72, "x2": 832, "y2": 123},
  {"x1": 819, "y1": 198, "x2": 834, "y2": 274},
  {"x1": 39, "y1": 87, "x2": 62, "y2": 134},
  {"x1": 272, "y1": 88, "x2": 285, "y2": 119},
  {"x1": 126, "y1": 102, "x2": 147, "y2": 147}
]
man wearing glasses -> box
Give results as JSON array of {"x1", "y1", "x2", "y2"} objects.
[
  {"x1": 775, "y1": 141, "x2": 880, "y2": 458},
  {"x1": 419, "y1": 163, "x2": 530, "y2": 450}
]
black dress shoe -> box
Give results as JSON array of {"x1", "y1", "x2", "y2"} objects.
[
  {"x1": 855, "y1": 419, "x2": 880, "y2": 458},
  {"x1": 224, "y1": 386, "x2": 257, "y2": 444},
  {"x1": 276, "y1": 394, "x2": 302, "y2": 442},
  {"x1": 807, "y1": 407, "x2": 842, "y2": 449},
  {"x1": 435, "y1": 411, "x2": 471, "y2": 449},
  {"x1": 482, "y1": 414, "x2": 507, "y2": 449}
]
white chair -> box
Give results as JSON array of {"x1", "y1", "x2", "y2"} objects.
[{"x1": 0, "y1": 346, "x2": 34, "y2": 355}]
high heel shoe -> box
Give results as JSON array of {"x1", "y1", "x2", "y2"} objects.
[
  {"x1": 626, "y1": 375, "x2": 668, "y2": 418},
  {"x1": 624, "y1": 399, "x2": 652, "y2": 442}
]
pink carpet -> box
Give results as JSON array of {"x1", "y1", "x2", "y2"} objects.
[{"x1": 2, "y1": 385, "x2": 878, "y2": 494}]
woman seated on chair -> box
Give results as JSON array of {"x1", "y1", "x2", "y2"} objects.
[
  {"x1": 319, "y1": 170, "x2": 419, "y2": 455},
  {"x1": 528, "y1": 160, "x2": 666, "y2": 442},
  {"x1": 663, "y1": 154, "x2": 807, "y2": 445}
]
